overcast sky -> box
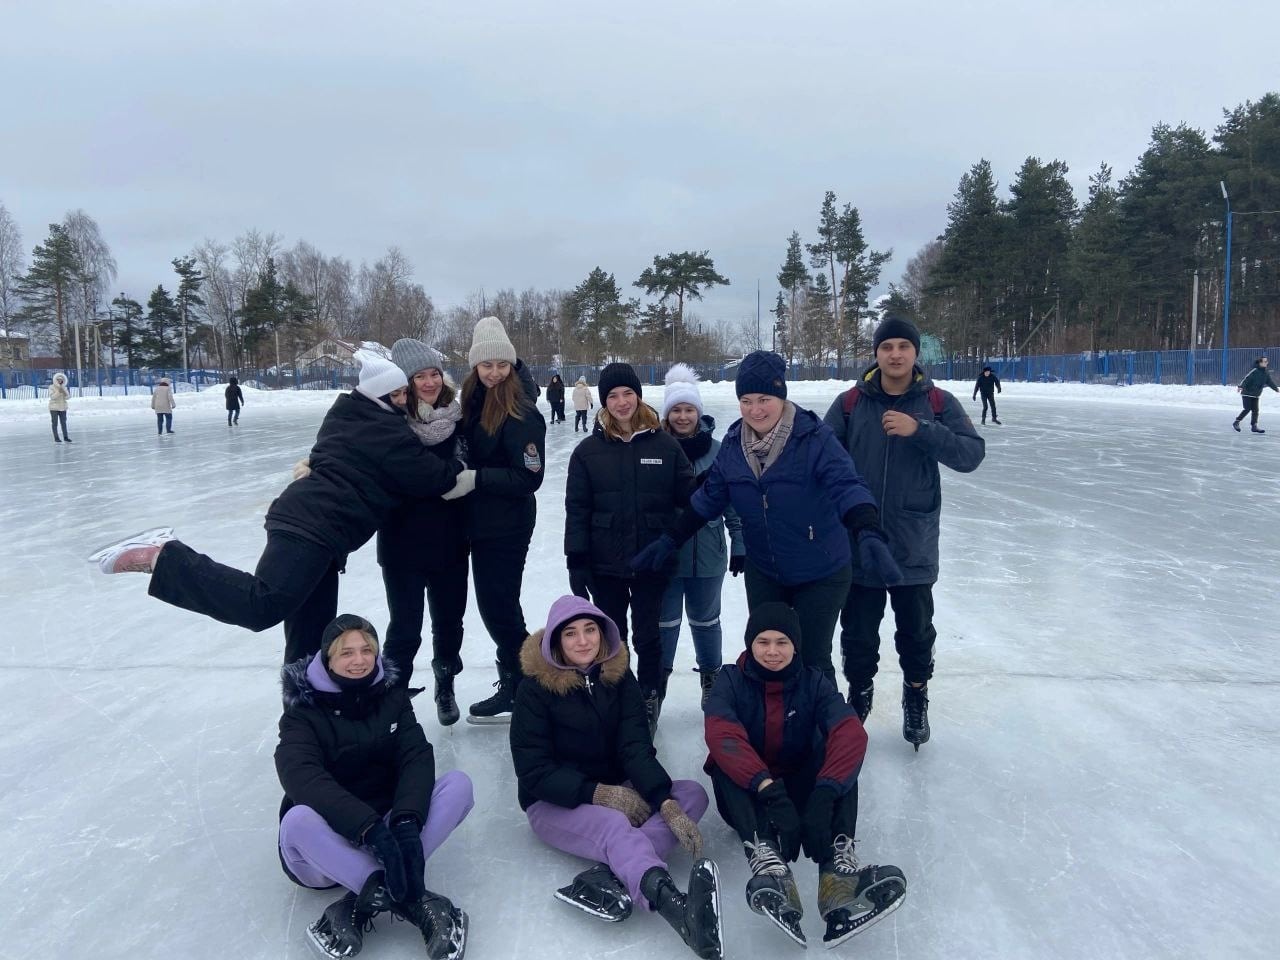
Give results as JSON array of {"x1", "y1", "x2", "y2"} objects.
[{"x1": 3, "y1": 0, "x2": 1277, "y2": 330}]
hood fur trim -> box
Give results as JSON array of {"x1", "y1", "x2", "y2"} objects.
[
  {"x1": 520, "y1": 629, "x2": 629, "y2": 695},
  {"x1": 280, "y1": 654, "x2": 399, "y2": 709}
]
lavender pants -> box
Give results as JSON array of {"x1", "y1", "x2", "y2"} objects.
[
  {"x1": 526, "y1": 779, "x2": 708, "y2": 911},
  {"x1": 279, "y1": 770, "x2": 474, "y2": 894}
]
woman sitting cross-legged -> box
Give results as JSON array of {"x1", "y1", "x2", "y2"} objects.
[
  {"x1": 703, "y1": 602, "x2": 907, "y2": 949},
  {"x1": 510, "y1": 595, "x2": 723, "y2": 960},
  {"x1": 275, "y1": 614, "x2": 474, "y2": 960}
]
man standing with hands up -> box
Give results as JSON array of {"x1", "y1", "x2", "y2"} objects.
[{"x1": 824, "y1": 317, "x2": 985, "y2": 750}]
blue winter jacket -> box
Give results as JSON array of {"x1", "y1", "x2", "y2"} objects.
[{"x1": 690, "y1": 403, "x2": 876, "y2": 586}]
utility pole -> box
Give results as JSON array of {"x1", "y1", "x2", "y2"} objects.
[
  {"x1": 1220, "y1": 181, "x2": 1232, "y2": 386},
  {"x1": 1190, "y1": 269, "x2": 1199, "y2": 351}
]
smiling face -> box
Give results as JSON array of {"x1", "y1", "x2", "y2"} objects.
[
  {"x1": 557, "y1": 617, "x2": 602, "y2": 668},
  {"x1": 387, "y1": 386, "x2": 409, "y2": 409},
  {"x1": 876, "y1": 337, "x2": 918, "y2": 386},
  {"x1": 666, "y1": 402, "x2": 700, "y2": 437},
  {"x1": 606, "y1": 386, "x2": 638, "y2": 424},
  {"x1": 750, "y1": 629, "x2": 795, "y2": 671},
  {"x1": 476, "y1": 360, "x2": 512, "y2": 388},
  {"x1": 738, "y1": 393, "x2": 785, "y2": 434},
  {"x1": 328, "y1": 629, "x2": 377, "y2": 679},
  {"x1": 413, "y1": 368, "x2": 444, "y2": 406}
]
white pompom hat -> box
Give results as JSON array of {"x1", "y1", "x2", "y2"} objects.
[{"x1": 661, "y1": 363, "x2": 704, "y2": 420}]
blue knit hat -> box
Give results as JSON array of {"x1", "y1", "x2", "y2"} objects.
[{"x1": 735, "y1": 351, "x2": 787, "y2": 400}]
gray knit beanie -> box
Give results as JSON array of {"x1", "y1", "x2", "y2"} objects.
[
  {"x1": 391, "y1": 338, "x2": 444, "y2": 378},
  {"x1": 468, "y1": 316, "x2": 517, "y2": 368}
]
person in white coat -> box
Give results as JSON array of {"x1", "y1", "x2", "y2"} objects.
[
  {"x1": 48, "y1": 373, "x2": 72, "y2": 442},
  {"x1": 151, "y1": 378, "x2": 176, "y2": 434},
  {"x1": 572, "y1": 377, "x2": 595, "y2": 433}
]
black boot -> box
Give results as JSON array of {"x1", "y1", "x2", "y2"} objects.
[
  {"x1": 644, "y1": 690, "x2": 662, "y2": 738},
  {"x1": 640, "y1": 862, "x2": 723, "y2": 960},
  {"x1": 1253, "y1": 425, "x2": 1266, "y2": 433},
  {"x1": 1233, "y1": 419, "x2": 1242, "y2": 431},
  {"x1": 848, "y1": 681, "x2": 874, "y2": 723},
  {"x1": 400, "y1": 890, "x2": 469, "y2": 960},
  {"x1": 306, "y1": 871, "x2": 394, "y2": 959},
  {"x1": 698, "y1": 667, "x2": 719, "y2": 709},
  {"x1": 902, "y1": 683, "x2": 930, "y2": 750},
  {"x1": 433, "y1": 662, "x2": 460, "y2": 726},
  {"x1": 466, "y1": 661, "x2": 518, "y2": 724}
]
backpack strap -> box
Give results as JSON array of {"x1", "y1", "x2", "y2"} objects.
[
  {"x1": 842, "y1": 386, "x2": 860, "y2": 416},
  {"x1": 845, "y1": 383, "x2": 945, "y2": 419}
]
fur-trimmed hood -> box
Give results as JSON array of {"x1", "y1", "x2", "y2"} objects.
[
  {"x1": 280, "y1": 653, "x2": 399, "y2": 709},
  {"x1": 520, "y1": 594, "x2": 628, "y2": 695}
]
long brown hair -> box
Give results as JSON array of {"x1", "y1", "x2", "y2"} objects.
[
  {"x1": 599, "y1": 400, "x2": 660, "y2": 440},
  {"x1": 462, "y1": 368, "x2": 526, "y2": 435}
]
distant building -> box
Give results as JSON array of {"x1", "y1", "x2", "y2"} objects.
[
  {"x1": 0, "y1": 333, "x2": 30, "y2": 366},
  {"x1": 296, "y1": 335, "x2": 358, "y2": 370}
]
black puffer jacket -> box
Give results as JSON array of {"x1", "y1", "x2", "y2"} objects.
[
  {"x1": 564, "y1": 423, "x2": 695, "y2": 578},
  {"x1": 275, "y1": 654, "x2": 435, "y2": 844},
  {"x1": 266, "y1": 391, "x2": 462, "y2": 561},
  {"x1": 461, "y1": 373, "x2": 547, "y2": 542},
  {"x1": 509, "y1": 598, "x2": 672, "y2": 811},
  {"x1": 376, "y1": 428, "x2": 468, "y2": 570}
]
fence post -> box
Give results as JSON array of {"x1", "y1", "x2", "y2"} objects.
[
  {"x1": 1152, "y1": 352, "x2": 1160, "y2": 384},
  {"x1": 1186, "y1": 351, "x2": 1193, "y2": 385}
]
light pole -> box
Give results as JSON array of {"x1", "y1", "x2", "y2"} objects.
[{"x1": 1220, "y1": 180, "x2": 1232, "y2": 386}]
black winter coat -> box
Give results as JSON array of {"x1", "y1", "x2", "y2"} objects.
[
  {"x1": 225, "y1": 383, "x2": 245, "y2": 410},
  {"x1": 275, "y1": 655, "x2": 435, "y2": 844},
  {"x1": 546, "y1": 380, "x2": 565, "y2": 406},
  {"x1": 266, "y1": 391, "x2": 462, "y2": 562},
  {"x1": 461, "y1": 376, "x2": 546, "y2": 542},
  {"x1": 973, "y1": 372, "x2": 1001, "y2": 398},
  {"x1": 376, "y1": 429, "x2": 468, "y2": 570},
  {"x1": 510, "y1": 631, "x2": 672, "y2": 812},
  {"x1": 565, "y1": 423, "x2": 695, "y2": 578}
]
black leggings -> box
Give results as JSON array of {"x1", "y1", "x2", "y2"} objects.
[
  {"x1": 978, "y1": 394, "x2": 997, "y2": 419},
  {"x1": 381, "y1": 559, "x2": 469, "y2": 686},
  {"x1": 590, "y1": 574, "x2": 669, "y2": 694},
  {"x1": 574, "y1": 410, "x2": 589, "y2": 430},
  {"x1": 709, "y1": 766, "x2": 858, "y2": 858},
  {"x1": 50, "y1": 410, "x2": 69, "y2": 440},
  {"x1": 1237, "y1": 396, "x2": 1260, "y2": 426},
  {"x1": 470, "y1": 531, "x2": 533, "y2": 674}
]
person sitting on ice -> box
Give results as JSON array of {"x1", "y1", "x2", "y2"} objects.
[
  {"x1": 703, "y1": 601, "x2": 907, "y2": 949},
  {"x1": 87, "y1": 348, "x2": 472, "y2": 665},
  {"x1": 276, "y1": 614, "x2": 473, "y2": 960},
  {"x1": 509, "y1": 594, "x2": 724, "y2": 960}
]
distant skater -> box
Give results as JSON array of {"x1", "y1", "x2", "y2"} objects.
[
  {"x1": 152, "y1": 377, "x2": 176, "y2": 434},
  {"x1": 1233, "y1": 357, "x2": 1277, "y2": 433},
  {"x1": 572, "y1": 376, "x2": 594, "y2": 432},
  {"x1": 547, "y1": 374, "x2": 567, "y2": 424},
  {"x1": 225, "y1": 376, "x2": 245, "y2": 426},
  {"x1": 972, "y1": 366, "x2": 1001, "y2": 425},
  {"x1": 48, "y1": 372, "x2": 71, "y2": 442}
]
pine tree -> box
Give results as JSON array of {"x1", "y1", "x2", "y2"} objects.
[
  {"x1": 932, "y1": 159, "x2": 1005, "y2": 351},
  {"x1": 777, "y1": 232, "x2": 809, "y2": 367},
  {"x1": 771, "y1": 291, "x2": 788, "y2": 357},
  {"x1": 15, "y1": 223, "x2": 83, "y2": 365},
  {"x1": 110, "y1": 294, "x2": 144, "y2": 370},
  {"x1": 140, "y1": 285, "x2": 181, "y2": 367},
  {"x1": 834, "y1": 204, "x2": 891, "y2": 370},
  {"x1": 569, "y1": 267, "x2": 626, "y2": 364},
  {"x1": 634, "y1": 251, "x2": 729, "y2": 356},
  {"x1": 1004, "y1": 157, "x2": 1076, "y2": 353},
  {"x1": 172, "y1": 256, "x2": 206, "y2": 373}
]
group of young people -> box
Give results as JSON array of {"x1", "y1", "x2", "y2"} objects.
[{"x1": 88, "y1": 313, "x2": 986, "y2": 958}]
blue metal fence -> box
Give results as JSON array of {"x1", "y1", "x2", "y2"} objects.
[{"x1": 924, "y1": 346, "x2": 1278, "y2": 387}]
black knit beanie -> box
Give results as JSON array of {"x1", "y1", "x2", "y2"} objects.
[
  {"x1": 872, "y1": 316, "x2": 921, "y2": 353},
  {"x1": 598, "y1": 363, "x2": 643, "y2": 406},
  {"x1": 744, "y1": 601, "x2": 802, "y2": 654},
  {"x1": 735, "y1": 351, "x2": 787, "y2": 400}
]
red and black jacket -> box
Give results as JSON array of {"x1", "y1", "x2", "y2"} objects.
[{"x1": 704, "y1": 650, "x2": 866, "y2": 795}]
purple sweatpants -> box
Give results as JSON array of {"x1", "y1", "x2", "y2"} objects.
[
  {"x1": 279, "y1": 769, "x2": 474, "y2": 894},
  {"x1": 526, "y1": 778, "x2": 709, "y2": 911}
]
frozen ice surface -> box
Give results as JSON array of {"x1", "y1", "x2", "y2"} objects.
[{"x1": 2, "y1": 381, "x2": 1277, "y2": 960}]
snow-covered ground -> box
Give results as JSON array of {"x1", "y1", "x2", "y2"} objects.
[{"x1": 2, "y1": 380, "x2": 1277, "y2": 960}]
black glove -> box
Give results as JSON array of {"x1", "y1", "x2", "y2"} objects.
[
  {"x1": 758, "y1": 780, "x2": 802, "y2": 862},
  {"x1": 694, "y1": 468, "x2": 711, "y2": 488},
  {"x1": 729, "y1": 554, "x2": 746, "y2": 577},
  {"x1": 363, "y1": 821, "x2": 408, "y2": 901},
  {"x1": 856, "y1": 528, "x2": 904, "y2": 587},
  {"x1": 567, "y1": 553, "x2": 591, "y2": 599},
  {"x1": 391, "y1": 815, "x2": 426, "y2": 902},
  {"x1": 801, "y1": 786, "x2": 838, "y2": 861},
  {"x1": 630, "y1": 535, "x2": 676, "y2": 574}
]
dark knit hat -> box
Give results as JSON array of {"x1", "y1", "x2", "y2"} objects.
[
  {"x1": 981, "y1": 365, "x2": 992, "y2": 373},
  {"x1": 734, "y1": 351, "x2": 787, "y2": 399},
  {"x1": 320, "y1": 613, "x2": 379, "y2": 664},
  {"x1": 873, "y1": 316, "x2": 921, "y2": 353},
  {"x1": 598, "y1": 362, "x2": 643, "y2": 406},
  {"x1": 744, "y1": 601, "x2": 802, "y2": 653}
]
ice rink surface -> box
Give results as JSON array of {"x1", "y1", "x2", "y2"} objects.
[{"x1": 2, "y1": 381, "x2": 1278, "y2": 960}]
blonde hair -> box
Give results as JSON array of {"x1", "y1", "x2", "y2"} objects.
[
  {"x1": 326, "y1": 626, "x2": 380, "y2": 662},
  {"x1": 462, "y1": 368, "x2": 526, "y2": 435},
  {"x1": 599, "y1": 401, "x2": 660, "y2": 440}
]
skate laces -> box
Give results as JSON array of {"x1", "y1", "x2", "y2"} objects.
[
  {"x1": 831, "y1": 835, "x2": 860, "y2": 876},
  {"x1": 747, "y1": 838, "x2": 790, "y2": 877},
  {"x1": 904, "y1": 685, "x2": 928, "y2": 726}
]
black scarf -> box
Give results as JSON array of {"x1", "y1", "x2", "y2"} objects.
[{"x1": 674, "y1": 427, "x2": 713, "y2": 464}]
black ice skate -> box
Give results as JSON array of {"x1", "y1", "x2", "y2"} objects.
[
  {"x1": 554, "y1": 862, "x2": 633, "y2": 922},
  {"x1": 818, "y1": 836, "x2": 906, "y2": 949},
  {"x1": 433, "y1": 662, "x2": 460, "y2": 726},
  {"x1": 466, "y1": 662, "x2": 517, "y2": 724},
  {"x1": 641, "y1": 859, "x2": 723, "y2": 960},
  {"x1": 848, "y1": 682, "x2": 873, "y2": 723},
  {"x1": 1233, "y1": 420, "x2": 1242, "y2": 431},
  {"x1": 1253, "y1": 425, "x2": 1266, "y2": 433},
  {"x1": 306, "y1": 872, "x2": 394, "y2": 959},
  {"x1": 401, "y1": 890, "x2": 469, "y2": 960},
  {"x1": 991, "y1": 417, "x2": 1001, "y2": 424},
  {"x1": 698, "y1": 667, "x2": 719, "y2": 709},
  {"x1": 902, "y1": 683, "x2": 930, "y2": 750},
  {"x1": 744, "y1": 837, "x2": 806, "y2": 947}
]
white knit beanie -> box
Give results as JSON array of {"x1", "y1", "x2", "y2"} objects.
[
  {"x1": 468, "y1": 316, "x2": 517, "y2": 368},
  {"x1": 354, "y1": 348, "x2": 408, "y2": 405},
  {"x1": 661, "y1": 363, "x2": 704, "y2": 420}
]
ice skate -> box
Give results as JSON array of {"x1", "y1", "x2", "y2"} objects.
[
  {"x1": 306, "y1": 873, "x2": 394, "y2": 959},
  {"x1": 818, "y1": 836, "x2": 906, "y2": 949},
  {"x1": 902, "y1": 683, "x2": 930, "y2": 750},
  {"x1": 744, "y1": 838, "x2": 806, "y2": 946},
  {"x1": 1232, "y1": 420, "x2": 1242, "y2": 431},
  {"x1": 1252, "y1": 425, "x2": 1265, "y2": 433},
  {"x1": 848, "y1": 682, "x2": 873, "y2": 723},
  {"x1": 87, "y1": 527, "x2": 174, "y2": 574},
  {"x1": 698, "y1": 667, "x2": 719, "y2": 709},
  {"x1": 433, "y1": 662, "x2": 460, "y2": 726},
  {"x1": 991, "y1": 417, "x2": 1001, "y2": 424},
  {"x1": 554, "y1": 863, "x2": 633, "y2": 922},
  {"x1": 401, "y1": 890, "x2": 468, "y2": 960},
  {"x1": 641, "y1": 859, "x2": 723, "y2": 960},
  {"x1": 466, "y1": 662, "x2": 517, "y2": 724}
]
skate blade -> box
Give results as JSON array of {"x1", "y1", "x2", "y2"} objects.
[
  {"x1": 554, "y1": 888, "x2": 631, "y2": 922},
  {"x1": 443, "y1": 909, "x2": 468, "y2": 960},
  {"x1": 699, "y1": 858, "x2": 724, "y2": 960},
  {"x1": 305, "y1": 922, "x2": 354, "y2": 960},
  {"x1": 86, "y1": 527, "x2": 173, "y2": 563},
  {"x1": 821, "y1": 884, "x2": 906, "y2": 949},
  {"x1": 464, "y1": 713, "x2": 512, "y2": 725},
  {"x1": 756, "y1": 900, "x2": 807, "y2": 947}
]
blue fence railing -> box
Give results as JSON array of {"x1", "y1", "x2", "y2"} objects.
[{"x1": 4, "y1": 346, "x2": 1276, "y2": 399}]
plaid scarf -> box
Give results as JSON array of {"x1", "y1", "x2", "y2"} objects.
[{"x1": 741, "y1": 401, "x2": 796, "y2": 478}]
